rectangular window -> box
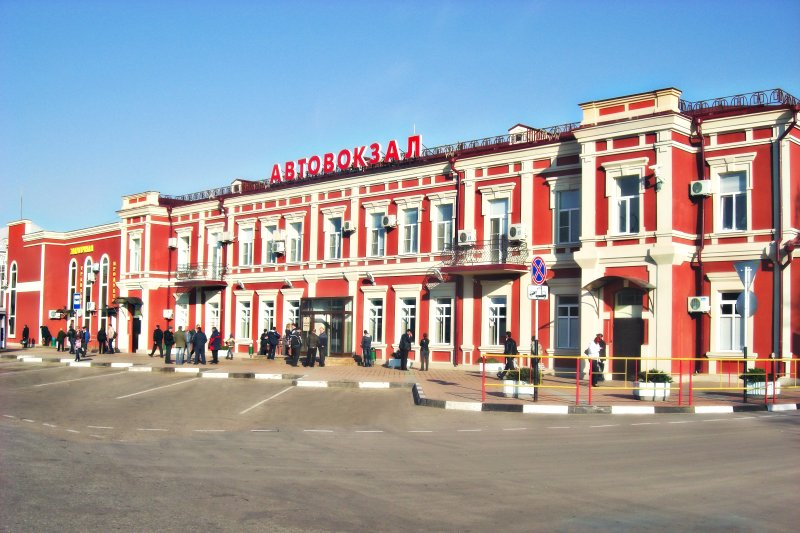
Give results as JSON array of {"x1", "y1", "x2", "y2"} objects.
[
  {"x1": 367, "y1": 298, "x2": 383, "y2": 343},
  {"x1": 327, "y1": 217, "x2": 342, "y2": 259},
  {"x1": 129, "y1": 236, "x2": 141, "y2": 272},
  {"x1": 175, "y1": 294, "x2": 189, "y2": 329},
  {"x1": 435, "y1": 204, "x2": 453, "y2": 251},
  {"x1": 557, "y1": 190, "x2": 580, "y2": 244},
  {"x1": 434, "y1": 297, "x2": 452, "y2": 344},
  {"x1": 238, "y1": 301, "x2": 251, "y2": 339},
  {"x1": 401, "y1": 208, "x2": 419, "y2": 254},
  {"x1": 177, "y1": 235, "x2": 191, "y2": 268},
  {"x1": 261, "y1": 300, "x2": 275, "y2": 331},
  {"x1": 399, "y1": 298, "x2": 416, "y2": 336},
  {"x1": 286, "y1": 300, "x2": 300, "y2": 328},
  {"x1": 288, "y1": 222, "x2": 302, "y2": 263},
  {"x1": 488, "y1": 296, "x2": 507, "y2": 346},
  {"x1": 720, "y1": 172, "x2": 747, "y2": 231},
  {"x1": 207, "y1": 302, "x2": 220, "y2": 330},
  {"x1": 719, "y1": 292, "x2": 743, "y2": 351},
  {"x1": 489, "y1": 199, "x2": 509, "y2": 263},
  {"x1": 240, "y1": 228, "x2": 254, "y2": 266},
  {"x1": 617, "y1": 176, "x2": 640, "y2": 234},
  {"x1": 369, "y1": 213, "x2": 386, "y2": 257},
  {"x1": 263, "y1": 224, "x2": 278, "y2": 264},
  {"x1": 556, "y1": 295, "x2": 579, "y2": 349},
  {"x1": 208, "y1": 232, "x2": 222, "y2": 278}
]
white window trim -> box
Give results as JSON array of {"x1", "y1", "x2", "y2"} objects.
[
  {"x1": 545, "y1": 174, "x2": 581, "y2": 244},
  {"x1": 602, "y1": 157, "x2": 648, "y2": 236},
  {"x1": 392, "y1": 283, "x2": 421, "y2": 345},
  {"x1": 706, "y1": 272, "x2": 756, "y2": 359},
  {"x1": 321, "y1": 209, "x2": 345, "y2": 260},
  {"x1": 394, "y1": 196, "x2": 423, "y2": 256},
  {"x1": 428, "y1": 282, "x2": 456, "y2": 348},
  {"x1": 234, "y1": 290, "x2": 254, "y2": 342},
  {"x1": 478, "y1": 183, "x2": 516, "y2": 216},
  {"x1": 706, "y1": 153, "x2": 756, "y2": 234},
  {"x1": 428, "y1": 194, "x2": 456, "y2": 252},
  {"x1": 237, "y1": 221, "x2": 256, "y2": 267},
  {"x1": 128, "y1": 231, "x2": 143, "y2": 273},
  {"x1": 479, "y1": 280, "x2": 511, "y2": 352},
  {"x1": 546, "y1": 278, "x2": 582, "y2": 356}
]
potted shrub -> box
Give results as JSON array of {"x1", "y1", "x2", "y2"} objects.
[
  {"x1": 739, "y1": 368, "x2": 780, "y2": 397},
  {"x1": 634, "y1": 369, "x2": 673, "y2": 401},
  {"x1": 498, "y1": 367, "x2": 535, "y2": 399},
  {"x1": 478, "y1": 356, "x2": 504, "y2": 375}
]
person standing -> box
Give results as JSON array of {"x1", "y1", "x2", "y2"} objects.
[
  {"x1": 67, "y1": 323, "x2": 77, "y2": 354},
  {"x1": 209, "y1": 327, "x2": 222, "y2": 364},
  {"x1": 503, "y1": 331, "x2": 518, "y2": 372},
  {"x1": 259, "y1": 329, "x2": 269, "y2": 356},
  {"x1": 267, "y1": 326, "x2": 280, "y2": 360},
  {"x1": 186, "y1": 326, "x2": 196, "y2": 362},
  {"x1": 305, "y1": 328, "x2": 318, "y2": 367},
  {"x1": 225, "y1": 334, "x2": 235, "y2": 360},
  {"x1": 419, "y1": 332, "x2": 430, "y2": 371},
  {"x1": 284, "y1": 323, "x2": 293, "y2": 356},
  {"x1": 360, "y1": 330, "x2": 372, "y2": 367},
  {"x1": 82, "y1": 328, "x2": 91, "y2": 356},
  {"x1": 163, "y1": 326, "x2": 175, "y2": 364},
  {"x1": 96, "y1": 326, "x2": 107, "y2": 355},
  {"x1": 585, "y1": 333, "x2": 603, "y2": 387},
  {"x1": 149, "y1": 325, "x2": 163, "y2": 357},
  {"x1": 398, "y1": 329, "x2": 413, "y2": 371},
  {"x1": 193, "y1": 326, "x2": 207, "y2": 364},
  {"x1": 317, "y1": 327, "x2": 328, "y2": 367},
  {"x1": 22, "y1": 324, "x2": 30, "y2": 348},
  {"x1": 56, "y1": 328, "x2": 66, "y2": 352},
  {"x1": 106, "y1": 323, "x2": 116, "y2": 353},
  {"x1": 174, "y1": 325, "x2": 187, "y2": 365},
  {"x1": 288, "y1": 324, "x2": 302, "y2": 367},
  {"x1": 74, "y1": 328, "x2": 83, "y2": 361}
]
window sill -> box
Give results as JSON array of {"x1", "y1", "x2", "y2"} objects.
[{"x1": 706, "y1": 351, "x2": 759, "y2": 359}]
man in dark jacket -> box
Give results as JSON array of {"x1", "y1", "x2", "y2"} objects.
[
  {"x1": 305, "y1": 329, "x2": 319, "y2": 367},
  {"x1": 259, "y1": 329, "x2": 269, "y2": 356},
  {"x1": 163, "y1": 326, "x2": 175, "y2": 364},
  {"x1": 67, "y1": 323, "x2": 77, "y2": 354},
  {"x1": 317, "y1": 328, "x2": 328, "y2": 367},
  {"x1": 192, "y1": 326, "x2": 207, "y2": 364},
  {"x1": 96, "y1": 327, "x2": 107, "y2": 354},
  {"x1": 503, "y1": 331, "x2": 518, "y2": 372},
  {"x1": 288, "y1": 325, "x2": 302, "y2": 367},
  {"x1": 22, "y1": 325, "x2": 30, "y2": 348},
  {"x1": 208, "y1": 327, "x2": 222, "y2": 364},
  {"x1": 398, "y1": 329, "x2": 413, "y2": 371},
  {"x1": 266, "y1": 326, "x2": 280, "y2": 360},
  {"x1": 149, "y1": 325, "x2": 163, "y2": 357},
  {"x1": 360, "y1": 330, "x2": 372, "y2": 367},
  {"x1": 56, "y1": 328, "x2": 66, "y2": 352}
]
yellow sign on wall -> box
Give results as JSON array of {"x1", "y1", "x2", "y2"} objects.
[{"x1": 69, "y1": 244, "x2": 94, "y2": 255}]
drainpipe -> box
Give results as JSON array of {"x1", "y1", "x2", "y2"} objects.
[
  {"x1": 693, "y1": 117, "x2": 707, "y2": 373},
  {"x1": 450, "y1": 154, "x2": 461, "y2": 366},
  {"x1": 772, "y1": 105, "x2": 799, "y2": 372},
  {"x1": 166, "y1": 206, "x2": 174, "y2": 327}
]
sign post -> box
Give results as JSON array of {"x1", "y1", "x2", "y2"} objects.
[
  {"x1": 733, "y1": 260, "x2": 759, "y2": 402},
  {"x1": 530, "y1": 257, "x2": 547, "y2": 401}
]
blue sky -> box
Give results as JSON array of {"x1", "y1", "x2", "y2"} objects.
[{"x1": 1, "y1": 0, "x2": 798, "y2": 231}]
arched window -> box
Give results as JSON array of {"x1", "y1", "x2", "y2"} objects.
[
  {"x1": 8, "y1": 262, "x2": 17, "y2": 336},
  {"x1": 68, "y1": 259, "x2": 78, "y2": 308},
  {"x1": 83, "y1": 257, "x2": 94, "y2": 329},
  {"x1": 99, "y1": 255, "x2": 110, "y2": 331}
]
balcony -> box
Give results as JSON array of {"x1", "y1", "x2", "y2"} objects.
[
  {"x1": 439, "y1": 238, "x2": 529, "y2": 276},
  {"x1": 175, "y1": 263, "x2": 228, "y2": 288}
]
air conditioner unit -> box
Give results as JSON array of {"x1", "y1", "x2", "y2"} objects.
[
  {"x1": 272, "y1": 241, "x2": 286, "y2": 254},
  {"x1": 219, "y1": 231, "x2": 234, "y2": 243},
  {"x1": 163, "y1": 309, "x2": 174, "y2": 320},
  {"x1": 86, "y1": 301, "x2": 96, "y2": 312},
  {"x1": 457, "y1": 229, "x2": 477, "y2": 246},
  {"x1": 167, "y1": 237, "x2": 178, "y2": 249},
  {"x1": 86, "y1": 272, "x2": 96, "y2": 283},
  {"x1": 48, "y1": 310, "x2": 61, "y2": 319},
  {"x1": 687, "y1": 296, "x2": 710, "y2": 313},
  {"x1": 382, "y1": 215, "x2": 397, "y2": 228},
  {"x1": 342, "y1": 221, "x2": 356, "y2": 233},
  {"x1": 508, "y1": 224, "x2": 526, "y2": 241},
  {"x1": 689, "y1": 180, "x2": 712, "y2": 197},
  {"x1": 91, "y1": 263, "x2": 101, "y2": 273}
]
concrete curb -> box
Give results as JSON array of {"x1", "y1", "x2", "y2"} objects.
[{"x1": 3, "y1": 352, "x2": 798, "y2": 415}]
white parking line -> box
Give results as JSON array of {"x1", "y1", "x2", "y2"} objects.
[
  {"x1": 304, "y1": 429, "x2": 333, "y2": 433},
  {"x1": 630, "y1": 422, "x2": 659, "y2": 426},
  {"x1": 669, "y1": 420, "x2": 694, "y2": 424},
  {"x1": 90, "y1": 435, "x2": 104, "y2": 439},
  {"x1": 502, "y1": 428, "x2": 528, "y2": 431},
  {"x1": 0, "y1": 366, "x2": 64, "y2": 377},
  {"x1": 115, "y1": 377, "x2": 199, "y2": 399},
  {"x1": 193, "y1": 429, "x2": 226, "y2": 433},
  {"x1": 66, "y1": 429, "x2": 80, "y2": 433},
  {"x1": 457, "y1": 429, "x2": 482, "y2": 432},
  {"x1": 250, "y1": 429, "x2": 279, "y2": 432},
  {"x1": 137, "y1": 428, "x2": 168, "y2": 432},
  {"x1": 590, "y1": 424, "x2": 619, "y2": 428},
  {"x1": 239, "y1": 386, "x2": 293, "y2": 415},
  {"x1": 43, "y1": 423, "x2": 57, "y2": 428},
  {"x1": 3, "y1": 414, "x2": 16, "y2": 419},
  {"x1": 408, "y1": 430, "x2": 433, "y2": 433},
  {"x1": 22, "y1": 418, "x2": 35, "y2": 423},
  {"x1": 355, "y1": 430, "x2": 384, "y2": 433},
  {"x1": 547, "y1": 426, "x2": 571, "y2": 429},
  {"x1": 87, "y1": 425, "x2": 114, "y2": 429},
  {"x1": 29, "y1": 371, "x2": 128, "y2": 388}
]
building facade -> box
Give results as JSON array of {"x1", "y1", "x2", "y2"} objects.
[{"x1": 4, "y1": 87, "x2": 799, "y2": 376}]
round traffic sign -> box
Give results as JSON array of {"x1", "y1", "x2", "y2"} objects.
[{"x1": 532, "y1": 256, "x2": 547, "y2": 285}]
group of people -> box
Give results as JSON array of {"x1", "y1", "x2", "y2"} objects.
[
  {"x1": 279, "y1": 323, "x2": 328, "y2": 368},
  {"x1": 360, "y1": 329, "x2": 430, "y2": 371},
  {"x1": 148, "y1": 324, "x2": 229, "y2": 365},
  {"x1": 50, "y1": 322, "x2": 117, "y2": 362}
]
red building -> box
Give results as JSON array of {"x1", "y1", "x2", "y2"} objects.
[{"x1": 4, "y1": 87, "x2": 799, "y2": 376}]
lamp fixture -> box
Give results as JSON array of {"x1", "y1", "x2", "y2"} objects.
[
  {"x1": 365, "y1": 272, "x2": 375, "y2": 284},
  {"x1": 283, "y1": 278, "x2": 293, "y2": 288}
]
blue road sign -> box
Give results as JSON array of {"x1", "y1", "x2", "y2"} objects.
[
  {"x1": 72, "y1": 292, "x2": 81, "y2": 310},
  {"x1": 532, "y1": 256, "x2": 547, "y2": 285}
]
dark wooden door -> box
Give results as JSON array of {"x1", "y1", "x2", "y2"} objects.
[{"x1": 612, "y1": 318, "x2": 643, "y2": 380}]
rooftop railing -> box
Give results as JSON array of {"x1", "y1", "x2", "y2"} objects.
[{"x1": 679, "y1": 88, "x2": 798, "y2": 114}]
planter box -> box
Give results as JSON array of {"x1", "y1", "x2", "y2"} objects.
[
  {"x1": 634, "y1": 382, "x2": 671, "y2": 401},
  {"x1": 517, "y1": 382, "x2": 536, "y2": 399},
  {"x1": 479, "y1": 362, "x2": 505, "y2": 375},
  {"x1": 502, "y1": 380, "x2": 518, "y2": 398},
  {"x1": 746, "y1": 381, "x2": 780, "y2": 397}
]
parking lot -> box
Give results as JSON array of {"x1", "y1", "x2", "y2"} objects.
[{"x1": 2, "y1": 358, "x2": 799, "y2": 532}]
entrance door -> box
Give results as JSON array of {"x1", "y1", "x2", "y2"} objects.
[
  {"x1": 132, "y1": 316, "x2": 141, "y2": 353},
  {"x1": 299, "y1": 298, "x2": 352, "y2": 356},
  {"x1": 612, "y1": 318, "x2": 643, "y2": 380}
]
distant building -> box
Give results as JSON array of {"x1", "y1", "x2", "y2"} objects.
[{"x1": 4, "y1": 87, "x2": 799, "y2": 377}]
